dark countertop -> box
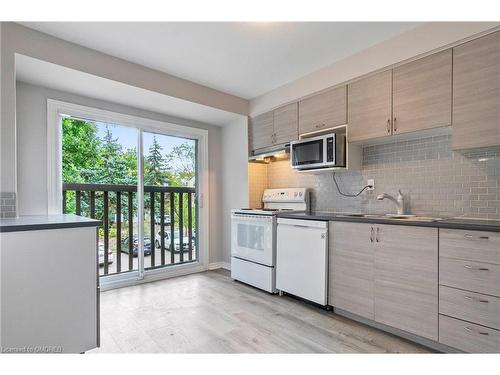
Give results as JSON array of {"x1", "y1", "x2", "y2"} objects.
[
  {"x1": 277, "y1": 211, "x2": 500, "y2": 232},
  {"x1": 0, "y1": 214, "x2": 102, "y2": 233}
]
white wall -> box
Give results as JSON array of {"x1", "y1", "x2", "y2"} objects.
[
  {"x1": 221, "y1": 116, "x2": 249, "y2": 264},
  {"x1": 0, "y1": 22, "x2": 17, "y2": 193},
  {"x1": 1, "y1": 22, "x2": 248, "y2": 202},
  {"x1": 250, "y1": 22, "x2": 500, "y2": 116},
  {"x1": 16, "y1": 81, "x2": 225, "y2": 263}
]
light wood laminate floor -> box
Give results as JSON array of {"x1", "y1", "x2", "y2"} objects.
[{"x1": 90, "y1": 269, "x2": 432, "y2": 353}]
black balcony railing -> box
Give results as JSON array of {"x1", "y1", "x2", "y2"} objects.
[{"x1": 63, "y1": 183, "x2": 197, "y2": 276}]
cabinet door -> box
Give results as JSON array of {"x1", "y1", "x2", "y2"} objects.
[
  {"x1": 452, "y1": 31, "x2": 500, "y2": 150},
  {"x1": 298, "y1": 86, "x2": 347, "y2": 135},
  {"x1": 393, "y1": 50, "x2": 452, "y2": 134},
  {"x1": 249, "y1": 111, "x2": 274, "y2": 152},
  {"x1": 273, "y1": 103, "x2": 298, "y2": 145},
  {"x1": 348, "y1": 70, "x2": 393, "y2": 142},
  {"x1": 374, "y1": 225, "x2": 438, "y2": 340},
  {"x1": 329, "y1": 222, "x2": 374, "y2": 319}
]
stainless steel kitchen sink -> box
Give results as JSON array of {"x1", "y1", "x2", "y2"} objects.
[
  {"x1": 335, "y1": 213, "x2": 381, "y2": 218},
  {"x1": 335, "y1": 213, "x2": 444, "y2": 222},
  {"x1": 383, "y1": 214, "x2": 443, "y2": 222}
]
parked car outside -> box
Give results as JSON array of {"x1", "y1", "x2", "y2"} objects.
[
  {"x1": 98, "y1": 243, "x2": 114, "y2": 266},
  {"x1": 120, "y1": 236, "x2": 152, "y2": 257},
  {"x1": 154, "y1": 230, "x2": 195, "y2": 253}
]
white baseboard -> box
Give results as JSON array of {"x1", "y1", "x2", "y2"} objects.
[{"x1": 208, "y1": 261, "x2": 231, "y2": 271}]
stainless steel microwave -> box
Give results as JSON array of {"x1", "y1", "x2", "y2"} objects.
[{"x1": 290, "y1": 133, "x2": 346, "y2": 170}]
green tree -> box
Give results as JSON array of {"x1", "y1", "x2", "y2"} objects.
[
  {"x1": 163, "y1": 142, "x2": 197, "y2": 231},
  {"x1": 144, "y1": 136, "x2": 166, "y2": 186},
  {"x1": 164, "y1": 142, "x2": 196, "y2": 187},
  {"x1": 62, "y1": 118, "x2": 100, "y2": 183},
  {"x1": 94, "y1": 125, "x2": 136, "y2": 185}
]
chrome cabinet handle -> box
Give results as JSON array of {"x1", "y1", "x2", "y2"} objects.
[
  {"x1": 393, "y1": 117, "x2": 397, "y2": 132},
  {"x1": 464, "y1": 264, "x2": 489, "y2": 271},
  {"x1": 370, "y1": 227, "x2": 374, "y2": 243},
  {"x1": 375, "y1": 227, "x2": 380, "y2": 242},
  {"x1": 464, "y1": 234, "x2": 489, "y2": 240},
  {"x1": 387, "y1": 119, "x2": 391, "y2": 133},
  {"x1": 464, "y1": 326, "x2": 490, "y2": 336},
  {"x1": 465, "y1": 295, "x2": 490, "y2": 303}
]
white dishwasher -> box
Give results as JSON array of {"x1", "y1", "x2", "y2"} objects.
[{"x1": 276, "y1": 218, "x2": 328, "y2": 305}]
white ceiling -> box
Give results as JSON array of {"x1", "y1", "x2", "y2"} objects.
[
  {"x1": 19, "y1": 22, "x2": 421, "y2": 99},
  {"x1": 16, "y1": 54, "x2": 244, "y2": 126}
]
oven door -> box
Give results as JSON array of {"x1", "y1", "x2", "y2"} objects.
[
  {"x1": 231, "y1": 214, "x2": 274, "y2": 266},
  {"x1": 291, "y1": 137, "x2": 326, "y2": 169}
]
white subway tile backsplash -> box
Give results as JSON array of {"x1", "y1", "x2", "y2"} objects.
[
  {"x1": 0, "y1": 192, "x2": 17, "y2": 218},
  {"x1": 256, "y1": 134, "x2": 500, "y2": 219}
]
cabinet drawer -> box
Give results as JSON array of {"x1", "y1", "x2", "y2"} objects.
[
  {"x1": 440, "y1": 229, "x2": 500, "y2": 264},
  {"x1": 439, "y1": 315, "x2": 500, "y2": 353},
  {"x1": 440, "y1": 257, "x2": 500, "y2": 297},
  {"x1": 439, "y1": 285, "x2": 500, "y2": 330}
]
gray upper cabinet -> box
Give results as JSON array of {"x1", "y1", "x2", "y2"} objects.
[
  {"x1": 249, "y1": 104, "x2": 299, "y2": 154},
  {"x1": 298, "y1": 86, "x2": 347, "y2": 135},
  {"x1": 273, "y1": 103, "x2": 298, "y2": 146},
  {"x1": 249, "y1": 111, "x2": 274, "y2": 152},
  {"x1": 452, "y1": 31, "x2": 500, "y2": 150},
  {"x1": 349, "y1": 50, "x2": 452, "y2": 142},
  {"x1": 374, "y1": 224, "x2": 438, "y2": 340},
  {"x1": 393, "y1": 50, "x2": 452, "y2": 135},
  {"x1": 329, "y1": 221, "x2": 374, "y2": 320},
  {"x1": 348, "y1": 70, "x2": 393, "y2": 142}
]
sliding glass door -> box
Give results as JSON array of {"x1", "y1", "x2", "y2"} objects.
[
  {"x1": 60, "y1": 110, "x2": 201, "y2": 285},
  {"x1": 142, "y1": 131, "x2": 198, "y2": 271},
  {"x1": 62, "y1": 118, "x2": 140, "y2": 277}
]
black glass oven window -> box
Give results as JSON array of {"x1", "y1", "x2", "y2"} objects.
[{"x1": 293, "y1": 140, "x2": 323, "y2": 165}]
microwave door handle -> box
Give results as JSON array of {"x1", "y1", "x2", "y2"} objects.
[
  {"x1": 323, "y1": 138, "x2": 328, "y2": 167},
  {"x1": 332, "y1": 134, "x2": 336, "y2": 166}
]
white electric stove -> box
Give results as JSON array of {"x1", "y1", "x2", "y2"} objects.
[{"x1": 230, "y1": 188, "x2": 309, "y2": 293}]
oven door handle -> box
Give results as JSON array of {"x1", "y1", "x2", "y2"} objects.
[{"x1": 231, "y1": 214, "x2": 273, "y2": 222}]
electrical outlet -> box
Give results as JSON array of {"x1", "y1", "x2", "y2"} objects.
[{"x1": 367, "y1": 179, "x2": 375, "y2": 191}]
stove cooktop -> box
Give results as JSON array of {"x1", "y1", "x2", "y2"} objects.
[{"x1": 232, "y1": 208, "x2": 302, "y2": 216}]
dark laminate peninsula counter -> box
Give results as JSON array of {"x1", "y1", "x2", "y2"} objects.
[
  {"x1": 0, "y1": 214, "x2": 102, "y2": 232},
  {"x1": 277, "y1": 211, "x2": 500, "y2": 232}
]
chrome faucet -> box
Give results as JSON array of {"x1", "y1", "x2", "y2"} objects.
[{"x1": 377, "y1": 190, "x2": 406, "y2": 215}]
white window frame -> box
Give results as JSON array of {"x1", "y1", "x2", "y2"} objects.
[{"x1": 47, "y1": 99, "x2": 210, "y2": 287}]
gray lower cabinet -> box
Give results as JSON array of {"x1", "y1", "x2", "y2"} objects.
[
  {"x1": 439, "y1": 315, "x2": 500, "y2": 353},
  {"x1": 374, "y1": 224, "x2": 438, "y2": 341},
  {"x1": 440, "y1": 285, "x2": 500, "y2": 331},
  {"x1": 329, "y1": 221, "x2": 374, "y2": 320},
  {"x1": 439, "y1": 228, "x2": 500, "y2": 352},
  {"x1": 329, "y1": 222, "x2": 438, "y2": 341}
]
